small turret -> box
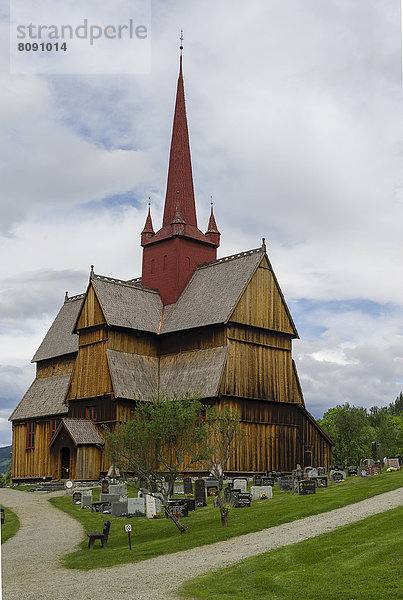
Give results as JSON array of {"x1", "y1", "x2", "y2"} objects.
[
  {"x1": 141, "y1": 201, "x2": 155, "y2": 246},
  {"x1": 205, "y1": 200, "x2": 220, "y2": 246}
]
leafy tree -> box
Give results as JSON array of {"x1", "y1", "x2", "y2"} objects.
[
  {"x1": 106, "y1": 391, "x2": 205, "y2": 534},
  {"x1": 200, "y1": 406, "x2": 243, "y2": 527},
  {"x1": 388, "y1": 391, "x2": 403, "y2": 416},
  {"x1": 320, "y1": 403, "x2": 374, "y2": 465}
]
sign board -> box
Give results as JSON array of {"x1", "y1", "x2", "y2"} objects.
[{"x1": 125, "y1": 524, "x2": 132, "y2": 532}]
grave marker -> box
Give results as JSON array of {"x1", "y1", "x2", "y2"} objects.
[
  {"x1": 195, "y1": 479, "x2": 207, "y2": 506},
  {"x1": 250, "y1": 485, "x2": 273, "y2": 501},
  {"x1": 277, "y1": 477, "x2": 293, "y2": 491},
  {"x1": 233, "y1": 478, "x2": 248, "y2": 492},
  {"x1": 298, "y1": 480, "x2": 316, "y2": 495},
  {"x1": 183, "y1": 477, "x2": 193, "y2": 496}
]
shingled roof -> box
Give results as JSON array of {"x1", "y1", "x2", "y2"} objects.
[
  {"x1": 107, "y1": 346, "x2": 227, "y2": 401},
  {"x1": 91, "y1": 276, "x2": 163, "y2": 334},
  {"x1": 52, "y1": 418, "x2": 104, "y2": 446},
  {"x1": 9, "y1": 374, "x2": 70, "y2": 421},
  {"x1": 32, "y1": 296, "x2": 83, "y2": 362},
  {"x1": 161, "y1": 248, "x2": 264, "y2": 333}
]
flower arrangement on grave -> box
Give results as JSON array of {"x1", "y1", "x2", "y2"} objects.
[
  {"x1": 152, "y1": 513, "x2": 161, "y2": 519},
  {"x1": 187, "y1": 493, "x2": 194, "y2": 498},
  {"x1": 208, "y1": 489, "x2": 217, "y2": 496},
  {"x1": 196, "y1": 501, "x2": 205, "y2": 507},
  {"x1": 260, "y1": 493, "x2": 268, "y2": 500}
]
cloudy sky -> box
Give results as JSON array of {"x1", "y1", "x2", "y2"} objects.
[{"x1": 1, "y1": 0, "x2": 402, "y2": 447}]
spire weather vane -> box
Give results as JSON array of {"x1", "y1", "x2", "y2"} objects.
[{"x1": 180, "y1": 30, "x2": 184, "y2": 54}]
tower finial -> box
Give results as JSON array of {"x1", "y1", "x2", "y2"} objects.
[
  {"x1": 262, "y1": 237, "x2": 266, "y2": 252},
  {"x1": 180, "y1": 29, "x2": 184, "y2": 55},
  {"x1": 148, "y1": 196, "x2": 151, "y2": 208},
  {"x1": 210, "y1": 195, "x2": 213, "y2": 208}
]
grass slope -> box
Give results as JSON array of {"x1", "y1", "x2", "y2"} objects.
[
  {"x1": 49, "y1": 470, "x2": 403, "y2": 571},
  {"x1": 179, "y1": 507, "x2": 403, "y2": 600},
  {"x1": 1, "y1": 507, "x2": 20, "y2": 544}
]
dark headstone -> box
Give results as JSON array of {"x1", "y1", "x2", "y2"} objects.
[
  {"x1": 317, "y1": 467, "x2": 326, "y2": 476},
  {"x1": 183, "y1": 498, "x2": 196, "y2": 512},
  {"x1": 111, "y1": 501, "x2": 128, "y2": 518},
  {"x1": 359, "y1": 466, "x2": 369, "y2": 477},
  {"x1": 231, "y1": 491, "x2": 252, "y2": 508},
  {"x1": 316, "y1": 476, "x2": 328, "y2": 488},
  {"x1": 195, "y1": 479, "x2": 207, "y2": 506},
  {"x1": 260, "y1": 476, "x2": 275, "y2": 487},
  {"x1": 253, "y1": 475, "x2": 263, "y2": 486},
  {"x1": 298, "y1": 480, "x2": 316, "y2": 495},
  {"x1": 168, "y1": 499, "x2": 188, "y2": 517},
  {"x1": 72, "y1": 491, "x2": 82, "y2": 504},
  {"x1": 183, "y1": 477, "x2": 193, "y2": 496},
  {"x1": 278, "y1": 477, "x2": 293, "y2": 491},
  {"x1": 101, "y1": 478, "x2": 109, "y2": 494},
  {"x1": 330, "y1": 470, "x2": 346, "y2": 482},
  {"x1": 347, "y1": 466, "x2": 358, "y2": 476},
  {"x1": 367, "y1": 464, "x2": 382, "y2": 476}
]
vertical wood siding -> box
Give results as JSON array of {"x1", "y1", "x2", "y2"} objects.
[
  {"x1": 67, "y1": 341, "x2": 112, "y2": 399},
  {"x1": 76, "y1": 284, "x2": 106, "y2": 330}
]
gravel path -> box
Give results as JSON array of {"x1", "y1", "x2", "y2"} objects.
[{"x1": 1, "y1": 486, "x2": 402, "y2": 600}]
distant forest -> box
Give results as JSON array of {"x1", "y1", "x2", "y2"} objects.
[
  {"x1": 0, "y1": 445, "x2": 12, "y2": 475},
  {"x1": 319, "y1": 392, "x2": 403, "y2": 465}
]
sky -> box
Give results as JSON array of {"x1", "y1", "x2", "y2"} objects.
[{"x1": 1, "y1": 0, "x2": 402, "y2": 447}]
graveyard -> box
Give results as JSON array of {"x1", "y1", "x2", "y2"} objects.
[{"x1": 46, "y1": 469, "x2": 403, "y2": 571}]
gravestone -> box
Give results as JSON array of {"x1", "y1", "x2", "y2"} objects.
[
  {"x1": 81, "y1": 493, "x2": 93, "y2": 508},
  {"x1": 195, "y1": 479, "x2": 207, "y2": 506},
  {"x1": 361, "y1": 458, "x2": 375, "y2": 467},
  {"x1": 250, "y1": 485, "x2": 273, "y2": 501},
  {"x1": 278, "y1": 477, "x2": 293, "y2": 491},
  {"x1": 329, "y1": 470, "x2": 346, "y2": 482},
  {"x1": 168, "y1": 499, "x2": 188, "y2": 517},
  {"x1": 174, "y1": 481, "x2": 184, "y2": 495},
  {"x1": 111, "y1": 500, "x2": 128, "y2": 518},
  {"x1": 109, "y1": 483, "x2": 127, "y2": 496},
  {"x1": 367, "y1": 465, "x2": 382, "y2": 476},
  {"x1": 298, "y1": 480, "x2": 316, "y2": 495},
  {"x1": 307, "y1": 468, "x2": 318, "y2": 478},
  {"x1": 183, "y1": 477, "x2": 193, "y2": 496},
  {"x1": 233, "y1": 478, "x2": 247, "y2": 492},
  {"x1": 72, "y1": 491, "x2": 82, "y2": 504},
  {"x1": 260, "y1": 476, "x2": 275, "y2": 487},
  {"x1": 347, "y1": 466, "x2": 358, "y2": 476},
  {"x1": 101, "y1": 478, "x2": 109, "y2": 494},
  {"x1": 205, "y1": 477, "x2": 220, "y2": 494},
  {"x1": 253, "y1": 475, "x2": 263, "y2": 486},
  {"x1": 231, "y1": 491, "x2": 252, "y2": 508},
  {"x1": 317, "y1": 467, "x2": 326, "y2": 476},
  {"x1": 292, "y1": 469, "x2": 303, "y2": 493},
  {"x1": 128, "y1": 497, "x2": 145, "y2": 514},
  {"x1": 100, "y1": 493, "x2": 121, "y2": 504},
  {"x1": 145, "y1": 494, "x2": 162, "y2": 518},
  {"x1": 316, "y1": 476, "x2": 328, "y2": 488},
  {"x1": 359, "y1": 466, "x2": 369, "y2": 477},
  {"x1": 387, "y1": 458, "x2": 400, "y2": 470},
  {"x1": 184, "y1": 498, "x2": 196, "y2": 511}
]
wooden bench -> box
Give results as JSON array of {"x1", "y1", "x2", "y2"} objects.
[{"x1": 87, "y1": 520, "x2": 111, "y2": 549}]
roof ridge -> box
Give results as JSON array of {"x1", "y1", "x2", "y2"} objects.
[
  {"x1": 93, "y1": 273, "x2": 159, "y2": 295},
  {"x1": 65, "y1": 293, "x2": 86, "y2": 303},
  {"x1": 197, "y1": 247, "x2": 263, "y2": 270}
]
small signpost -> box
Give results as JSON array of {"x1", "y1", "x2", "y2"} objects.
[{"x1": 125, "y1": 523, "x2": 132, "y2": 550}]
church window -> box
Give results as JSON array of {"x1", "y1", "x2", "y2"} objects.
[
  {"x1": 86, "y1": 406, "x2": 97, "y2": 421},
  {"x1": 26, "y1": 422, "x2": 35, "y2": 449},
  {"x1": 49, "y1": 418, "x2": 60, "y2": 441}
]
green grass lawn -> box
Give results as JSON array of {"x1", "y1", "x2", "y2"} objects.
[
  {"x1": 178, "y1": 507, "x2": 403, "y2": 600},
  {"x1": 49, "y1": 470, "x2": 403, "y2": 570},
  {"x1": 1, "y1": 506, "x2": 20, "y2": 544}
]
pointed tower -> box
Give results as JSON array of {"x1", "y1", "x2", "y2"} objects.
[{"x1": 141, "y1": 48, "x2": 220, "y2": 305}]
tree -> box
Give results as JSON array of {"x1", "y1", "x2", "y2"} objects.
[
  {"x1": 106, "y1": 391, "x2": 205, "y2": 534},
  {"x1": 320, "y1": 403, "x2": 374, "y2": 465},
  {"x1": 200, "y1": 406, "x2": 243, "y2": 527}
]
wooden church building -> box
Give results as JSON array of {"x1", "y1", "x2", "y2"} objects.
[{"x1": 10, "y1": 53, "x2": 333, "y2": 482}]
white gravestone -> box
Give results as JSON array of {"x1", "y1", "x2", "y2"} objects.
[
  {"x1": 233, "y1": 478, "x2": 247, "y2": 493},
  {"x1": 145, "y1": 494, "x2": 163, "y2": 518},
  {"x1": 128, "y1": 498, "x2": 145, "y2": 514},
  {"x1": 250, "y1": 485, "x2": 273, "y2": 501}
]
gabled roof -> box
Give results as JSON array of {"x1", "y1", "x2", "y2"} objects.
[
  {"x1": 51, "y1": 418, "x2": 104, "y2": 446},
  {"x1": 9, "y1": 374, "x2": 70, "y2": 421},
  {"x1": 32, "y1": 296, "x2": 83, "y2": 362},
  {"x1": 161, "y1": 248, "x2": 264, "y2": 334},
  {"x1": 90, "y1": 276, "x2": 163, "y2": 333},
  {"x1": 107, "y1": 346, "x2": 227, "y2": 401}
]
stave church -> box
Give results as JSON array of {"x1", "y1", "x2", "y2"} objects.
[{"x1": 10, "y1": 51, "x2": 333, "y2": 483}]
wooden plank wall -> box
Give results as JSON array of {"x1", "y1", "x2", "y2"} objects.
[
  {"x1": 76, "y1": 284, "x2": 106, "y2": 330},
  {"x1": 76, "y1": 446, "x2": 102, "y2": 480},
  {"x1": 36, "y1": 354, "x2": 76, "y2": 379},
  {"x1": 223, "y1": 338, "x2": 293, "y2": 402},
  {"x1": 11, "y1": 421, "x2": 52, "y2": 480},
  {"x1": 230, "y1": 259, "x2": 296, "y2": 336},
  {"x1": 109, "y1": 330, "x2": 158, "y2": 356},
  {"x1": 67, "y1": 340, "x2": 112, "y2": 399},
  {"x1": 159, "y1": 326, "x2": 226, "y2": 355}
]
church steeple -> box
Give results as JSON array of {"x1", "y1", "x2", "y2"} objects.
[
  {"x1": 162, "y1": 53, "x2": 197, "y2": 228},
  {"x1": 141, "y1": 41, "x2": 220, "y2": 306}
]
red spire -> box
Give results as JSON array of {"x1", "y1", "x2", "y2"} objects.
[
  {"x1": 162, "y1": 55, "x2": 197, "y2": 228},
  {"x1": 140, "y1": 203, "x2": 155, "y2": 246},
  {"x1": 205, "y1": 201, "x2": 220, "y2": 245}
]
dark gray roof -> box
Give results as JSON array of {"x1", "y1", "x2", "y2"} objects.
[
  {"x1": 91, "y1": 276, "x2": 163, "y2": 334},
  {"x1": 32, "y1": 297, "x2": 83, "y2": 362},
  {"x1": 161, "y1": 248, "x2": 264, "y2": 334},
  {"x1": 159, "y1": 346, "x2": 227, "y2": 397},
  {"x1": 108, "y1": 349, "x2": 158, "y2": 400},
  {"x1": 107, "y1": 346, "x2": 227, "y2": 401},
  {"x1": 59, "y1": 418, "x2": 104, "y2": 445},
  {"x1": 9, "y1": 374, "x2": 70, "y2": 421}
]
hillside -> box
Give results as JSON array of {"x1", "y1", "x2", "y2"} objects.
[{"x1": 0, "y1": 445, "x2": 12, "y2": 474}]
